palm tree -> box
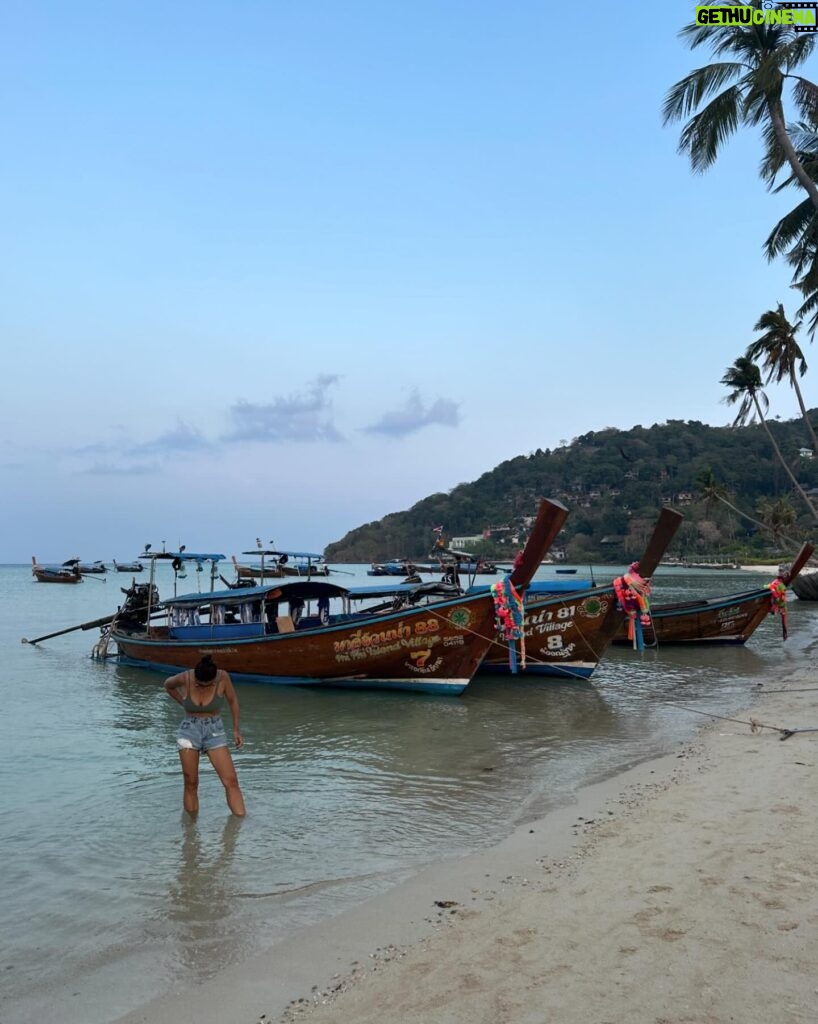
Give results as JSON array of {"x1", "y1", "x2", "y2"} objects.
[
  {"x1": 696, "y1": 467, "x2": 774, "y2": 531},
  {"x1": 745, "y1": 303, "x2": 818, "y2": 452},
  {"x1": 663, "y1": 1, "x2": 818, "y2": 209},
  {"x1": 721, "y1": 355, "x2": 818, "y2": 519},
  {"x1": 696, "y1": 469, "x2": 803, "y2": 549},
  {"x1": 756, "y1": 495, "x2": 798, "y2": 546},
  {"x1": 763, "y1": 128, "x2": 818, "y2": 332}
]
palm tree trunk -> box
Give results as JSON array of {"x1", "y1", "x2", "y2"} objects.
[
  {"x1": 708, "y1": 491, "x2": 802, "y2": 550},
  {"x1": 767, "y1": 97, "x2": 818, "y2": 210},
  {"x1": 754, "y1": 394, "x2": 818, "y2": 520},
  {"x1": 791, "y1": 377, "x2": 818, "y2": 454}
]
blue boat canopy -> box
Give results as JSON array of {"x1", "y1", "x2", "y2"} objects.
[
  {"x1": 163, "y1": 578, "x2": 349, "y2": 607},
  {"x1": 140, "y1": 551, "x2": 226, "y2": 562},
  {"x1": 240, "y1": 549, "x2": 324, "y2": 560}
]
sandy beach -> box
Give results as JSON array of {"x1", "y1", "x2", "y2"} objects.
[{"x1": 112, "y1": 646, "x2": 818, "y2": 1024}]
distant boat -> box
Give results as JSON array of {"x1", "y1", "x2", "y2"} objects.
[
  {"x1": 231, "y1": 548, "x2": 332, "y2": 586},
  {"x1": 63, "y1": 558, "x2": 107, "y2": 574},
  {"x1": 680, "y1": 558, "x2": 742, "y2": 570},
  {"x1": 112, "y1": 560, "x2": 145, "y2": 573},
  {"x1": 31, "y1": 556, "x2": 82, "y2": 584},
  {"x1": 555, "y1": 567, "x2": 577, "y2": 574},
  {"x1": 367, "y1": 559, "x2": 435, "y2": 577}
]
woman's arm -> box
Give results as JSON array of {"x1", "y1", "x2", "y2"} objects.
[
  {"x1": 164, "y1": 670, "x2": 188, "y2": 706},
  {"x1": 222, "y1": 671, "x2": 244, "y2": 748}
]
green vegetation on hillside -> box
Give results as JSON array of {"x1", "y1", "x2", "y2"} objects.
[{"x1": 324, "y1": 416, "x2": 818, "y2": 564}]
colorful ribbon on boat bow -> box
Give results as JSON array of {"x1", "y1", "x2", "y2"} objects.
[
  {"x1": 613, "y1": 561, "x2": 652, "y2": 650},
  {"x1": 491, "y1": 576, "x2": 526, "y2": 672},
  {"x1": 768, "y1": 578, "x2": 788, "y2": 640}
]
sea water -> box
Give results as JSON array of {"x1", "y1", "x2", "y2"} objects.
[{"x1": 3, "y1": 561, "x2": 816, "y2": 1024}]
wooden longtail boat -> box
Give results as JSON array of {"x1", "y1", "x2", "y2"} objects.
[
  {"x1": 31, "y1": 556, "x2": 83, "y2": 584},
  {"x1": 112, "y1": 560, "x2": 144, "y2": 573},
  {"x1": 108, "y1": 499, "x2": 569, "y2": 695},
  {"x1": 232, "y1": 548, "x2": 331, "y2": 585},
  {"x1": 65, "y1": 559, "x2": 107, "y2": 574},
  {"x1": 611, "y1": 542, "x2": 814, "y2": 647},
  {"x1": 477, "y1": 507, "x2": 684, "y2": 681}
]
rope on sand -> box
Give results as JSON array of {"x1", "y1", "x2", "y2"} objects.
[{"x1": 663, "y1": 702, "x2": 818, "y2": 741}]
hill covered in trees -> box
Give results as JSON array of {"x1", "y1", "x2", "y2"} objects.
[{"x1": 324, "y1": 416, "x2": 818, "y2": 564}]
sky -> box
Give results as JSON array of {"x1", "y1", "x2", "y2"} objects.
[{"x1": 2, "y1": 1, "x2": 816, "y2": 562}]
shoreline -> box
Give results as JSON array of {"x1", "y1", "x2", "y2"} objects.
[{"x1": 113, "y1": 654, "x2": 818, "y2": 1024}]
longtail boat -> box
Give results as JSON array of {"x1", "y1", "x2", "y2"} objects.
[
  {"x1": 106, "y1": 499, "x2": 569, "y2": 695},
  {"x1": 611, "y1": 542, "x2": 814, "y2": 647},
  {"x1": 31, "y1": 556, "x2": 83, "y2": 584},
  {"x1": 477, "y1": 507, "x2": 684, "y2": 681},
  {"x1": 231, "y1": 548, "x2": 331, "y2": 585},
  {"x1": 65, "y1": 559, "x2": 107, "y2": 574}
]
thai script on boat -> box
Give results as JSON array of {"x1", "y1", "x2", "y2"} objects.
[
  {"x1": 532, "y1": 637, "x2": 578, "y2": 658},
  {"x1": 333, "y1": 619, "x2": 440, "y2": 655},
  {"x1": 404, "y1": 655, "x2": 444, "y2": 675}
]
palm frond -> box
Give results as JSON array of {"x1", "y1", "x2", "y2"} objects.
[
  {"x1": 788, "y1": 122, "x2": 818, "y2": 155},
  {"x1": 791, "y1": 77, "x2": 818, "y2": 123},
  {"x1": 678, "y1": 84, "x2": 744, "y2": 170},
  {"x1": 758, "y1": 117, "x2": 788, "y2": 185},
  {"x1": 663, "y1": 63, "x2": 745, "y2": 123},
  {"x1": 777, "y1": 36, "x2": 817, "y2": 75}
]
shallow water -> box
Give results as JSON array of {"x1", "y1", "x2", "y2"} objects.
[{"x1": 3, "y1": 561, "x2": 816, "y2": 1023}]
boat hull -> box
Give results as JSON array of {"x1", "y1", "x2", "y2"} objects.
[
  {"x1": 112, "y1": 594, "x2": 501, "y2": 695},
  {"x1": 479, "y1": 585, "x2": 625, "y2": 681},
  {"x1": 33, "y1": 569, "x2": 82, "y2": 584},
  {"x1": 612, "y1": 589, "x2": 774, "y2": 646}
]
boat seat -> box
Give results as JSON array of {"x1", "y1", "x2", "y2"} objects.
[{"x1": 276, "y1": 615, "x2": 295, "y2": 633}]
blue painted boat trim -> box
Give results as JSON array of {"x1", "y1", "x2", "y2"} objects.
[{"x1": 479, "y1": 661, "x2": 597, "y2": 680}]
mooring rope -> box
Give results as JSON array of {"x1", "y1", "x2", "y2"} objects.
[{"x1": 660, "y1": 701, "x2": 818, "y2": 741}]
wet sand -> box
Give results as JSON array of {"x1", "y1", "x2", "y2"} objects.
[{"x1": 113, "y1": 655, "x2": 818, "y2": 1024}]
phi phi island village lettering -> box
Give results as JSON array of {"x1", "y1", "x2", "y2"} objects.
[
  {"x1": 333, "y1": 618, "x2": 442, "y2": 663},
  {"x1": 695, "y1": 2, "x2": 817, "y2": 30}
]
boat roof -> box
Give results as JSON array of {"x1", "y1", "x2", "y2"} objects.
[
  {"x1": 240, "y1": 549, "x2": 324, "y2": 559},
  {"x1": 140, "y1": 551, "x2": 225, "y2": 562},
  {"x1": 163, "y1": 578, "x2": 348, "y2": 607},
  {"x1": 347, "y1": 581, "x2": 464, "y2": 601}
]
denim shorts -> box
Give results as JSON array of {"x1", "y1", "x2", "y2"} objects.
[{"x1": 175, "y1": 715, "x2": 228, "y2": 752}]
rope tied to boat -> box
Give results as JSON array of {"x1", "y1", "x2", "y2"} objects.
[
  {"x1": 613, "y1": 561, "x2": 652, "y2": 650},
  {"x1": 491, "y1": 576, "x2": 525, "y2": 673},
  {"x1": 768, "y1": 578, "x2": 789, "y2": 640}
]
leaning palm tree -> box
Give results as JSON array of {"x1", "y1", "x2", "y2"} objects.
[
  {"x1": 696, "y1": 468, "x2": 803, "y2": 548},
  {"x1": 663, "y1": 1, "x2": 818, "y2": 209},
  {"x1": 721, "y1": 355, "x2": 818, "y2": 519},
  {"x1": 745, "y1": 303, "x2": 818, "y2": 452},
  {"x1": 696, "y1": 467, "x2": 773, "y2": 531},
  {"x1": 756, "y1": 495, "x2": 799, "y2": 545}
]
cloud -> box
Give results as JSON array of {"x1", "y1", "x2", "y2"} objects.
[
  {"x1": 223, "y1": 374, "x2": 343, "y2": 443},
  {"x1": 127, "y1": 421, "x2": 213, "y2": 455},
  {"x1": 362, "y1": 392, "x2": 460, "y2": 438},
  {"x1": 80, "y1": 461, "x2": 160, "y2": 476}
]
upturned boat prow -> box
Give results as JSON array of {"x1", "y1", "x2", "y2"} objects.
[{"x1": 479, "y1": 505, "x2": 684, "y2": 680}]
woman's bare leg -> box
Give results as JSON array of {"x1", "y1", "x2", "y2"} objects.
[
  {"x1": 178, "y1": 748, "x2": 201, "y2": 816},
  {"x1": 208, "y1": 747, "x2": 246, "y2": 817}
]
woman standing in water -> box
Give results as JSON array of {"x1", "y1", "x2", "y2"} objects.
[{"x1": 164, "y1": 655, "x2": 246, "y2": 817}]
